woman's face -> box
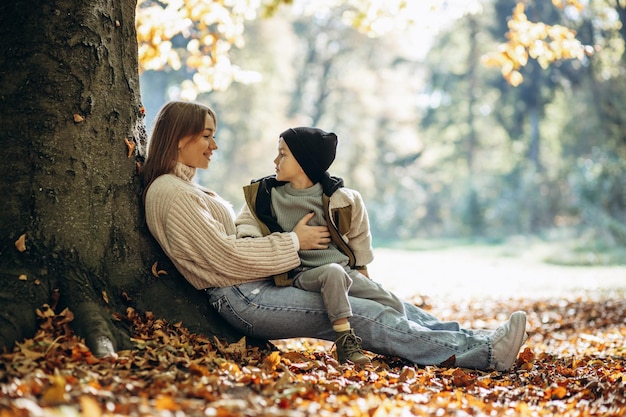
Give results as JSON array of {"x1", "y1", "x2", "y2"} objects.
[{"x1": 177, "y1": 113, "x2": 217, "y2": 169}]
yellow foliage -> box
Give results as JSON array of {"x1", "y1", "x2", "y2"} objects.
[
  {"x1": 552, "y1": 0, "x2": 585, "y2": 13},
  {"x1": 482, "y1": 3, "x2": 591, "y2": 86},
  {"x1": 135, "y1": 0, "x2": 260, "y2": 96},
  {"x1": 136, "y1": 0, "x2": 592, "y2": 90}
]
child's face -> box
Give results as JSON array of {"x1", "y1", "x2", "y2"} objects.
[{"x1": 274, "y1": 138, "x2": 309, "y2": 186}]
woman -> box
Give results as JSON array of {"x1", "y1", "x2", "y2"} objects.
[{"x1": 141, "y1": 101, "x2": 528, "y2": 371}]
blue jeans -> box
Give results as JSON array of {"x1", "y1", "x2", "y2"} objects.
[{"x1": 207, "y1": 281, "x2": 494, "y2": 370}]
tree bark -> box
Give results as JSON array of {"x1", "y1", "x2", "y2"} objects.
[{"x1": 0, "y1": 0, "x2": 245, "y2": 356}]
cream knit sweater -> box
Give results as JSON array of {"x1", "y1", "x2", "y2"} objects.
[{"x1": 144, "y1": 163, "x2": 301, "y2": 289}]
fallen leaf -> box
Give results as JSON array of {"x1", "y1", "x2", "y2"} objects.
[
  {"x1": 40, "y1": 375, "x2": 68, "y2": 405},
  {"x1": 151, "y1": 262, "x2": 167, "y2": 277},
  {"x1": 440, "y1": 355, "x2": 456, "y2": 368},
  {"x1": 154, "y1": 395, "x2": 179, "y2": 411},
  {"x1": 1, "y1": 294, "x2": 625, "y2": 416},
  {"x1": 215, "y1": 336, "x2": 247, "y2": 356},
  {"x1": 399, "y1": 366, "x2": 417, "y2": 383},
  {"x1": 518, "y1": 347, "x2": 535, "y2": 364},
  {"x1": 451, "y1": 368, "x2": 475, "y2": 387},
  {"x1": 262, "y1": 350, "x2": 281, "y2": 372},
  {"x1": 547, "y1": 385, "x2": 568, "y2": 400},
  {"x1": 79, "y1": 395, "x2": 102, "y2": 417},
  {"x1": 15, "y1": 233, "x2": 26, "y2": 252},
  {"x1": 124, "y1": 137, "x2": 136, "y2": 158}
]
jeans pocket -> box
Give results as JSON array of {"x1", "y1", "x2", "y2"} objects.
[{"x1": 211, "y1": 294, "x2": 253, "y2": 336}]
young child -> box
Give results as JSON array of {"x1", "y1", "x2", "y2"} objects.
[{"x1": 236, "y1": 127, "x2": 406, "y2": 366}]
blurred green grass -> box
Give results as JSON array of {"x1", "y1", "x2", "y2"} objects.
[{"x1": 373, "y1": 236, "x2": 626, "y2": 267}]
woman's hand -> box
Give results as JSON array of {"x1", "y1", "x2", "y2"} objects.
[{"x1": 293, "y1": 212, "x2": 331, "y2": 250}]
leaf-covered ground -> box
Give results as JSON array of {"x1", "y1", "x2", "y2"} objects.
[{"x1": 1, "y1": 290, "x2": 624, "y2": 417}]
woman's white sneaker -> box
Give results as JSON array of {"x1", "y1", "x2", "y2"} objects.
[{"x1": 490, "y1": 311, "x2": 527, "y2": 371}]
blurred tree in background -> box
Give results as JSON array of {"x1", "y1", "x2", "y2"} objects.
[
  {"x1": 135, "y1": 0, "x2": 626, "y2": 262},
  {"x1": 419, "y1": 0, "x2": 625, "y2": 250}
]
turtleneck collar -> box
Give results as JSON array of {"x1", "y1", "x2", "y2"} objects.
[
  {"x1": 173, "y1": 162, "x2": 196, "y2": 182},
  {"x1": 283, "y1": 182, "x2": 323, "y2": 196}
]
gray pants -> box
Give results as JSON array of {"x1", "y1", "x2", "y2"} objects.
[{"x1": 292, "y1": 263, "x2": 406, "y2": 323}]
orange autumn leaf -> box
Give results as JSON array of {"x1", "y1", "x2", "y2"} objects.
[
  {"x1": 124, "y1": 137, "x2": 136, "y2": 158},
  {"x1": 517, "y1": 346, "x2": 535, "y2": 364},
  {"x1": 188, "y1": 362, "x2": 211, "y2": 377},
  {"x1": 262, "y1": 350, "x2": 281, "y2": 372},
  {"x1": 281, "y1": 350, "x2": 310, "y2": 363},
  {"x1": 399, "y1": 366, "x2": 417, "y2": 383},
  {"x1": 547, "y1": 385, "x2": 568, "y2": 400},
  {"x1": 154, "y1": 395, "x2": 179, "y2": 411},
  {"x1": 451, "y1": 368, "x2": 475, "y2": 387},
  {"x1": 1, "y1": 295, "x2": 625, "y2": 416}
]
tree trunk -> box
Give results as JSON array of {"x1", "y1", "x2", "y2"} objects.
[{"x1": 0, "y1": 0, "x2": 245, "y2": 356}]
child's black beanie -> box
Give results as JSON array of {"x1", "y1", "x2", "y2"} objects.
[{"x1": 279, "y1": 127, "x2": 338, "y2": 183}]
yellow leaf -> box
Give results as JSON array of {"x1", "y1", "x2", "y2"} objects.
[
  {"x1": 80, "y1": 395, "x2": 102, "y2": 417},
  {"x1": 15, "y1": 233, "x2": 26, "y2": 252},
  {"x1": 41, "y1": 375, "x2": 68, "y2": 405},
  {"x1": 262, "y1": 351, "x2": 281, "y2": 371},
  {"x1": 507, "y1": 71, "x2": 524, "y2": 87},
  {"x1": 74, "y1": 113, "x2": 85, "y2": 123}
]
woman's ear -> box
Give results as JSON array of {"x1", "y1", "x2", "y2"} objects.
[{"x1": 178, "y1": 135, "x2": 192, "y2": 150}]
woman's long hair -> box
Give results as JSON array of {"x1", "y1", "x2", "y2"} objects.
[{"x1": 140, "y1": 101, "x2": 216, "y2": 204}]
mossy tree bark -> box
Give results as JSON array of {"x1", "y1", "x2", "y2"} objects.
[{"x1": 0, "y1": 0, "x2": 244, "y2": 356}]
